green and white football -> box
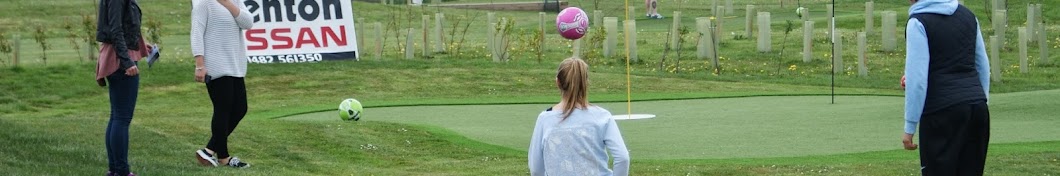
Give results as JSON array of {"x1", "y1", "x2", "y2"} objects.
[{"x1": 338, "y1": 98, "x2": 363, "y2": 121}]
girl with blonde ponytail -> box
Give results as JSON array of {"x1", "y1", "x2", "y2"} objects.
[{"x1": 528, "y1": 58, "x2": 630, "y2": 176}]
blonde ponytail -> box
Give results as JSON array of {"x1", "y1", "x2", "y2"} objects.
[{"x1": 557, "y1": 58, "x2": 590, "y2": 120}]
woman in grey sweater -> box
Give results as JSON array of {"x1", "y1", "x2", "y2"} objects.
[{"x1": 190, "y1": 0, "x2": 254, "y2": 168}]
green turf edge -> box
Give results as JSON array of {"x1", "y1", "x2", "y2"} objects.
[
  {"x1": 404, "y1": 122, "x2": 527, "y2": 156},
  {"x1": 378, "y1": 119, "x2": 1060, "y2": 166},
  {"x1": 640, "y1": 140, "x2": 1060, "y2": 165},
  {"x1": 264, "y1": 93, "x2": 903, "y2": 119}
]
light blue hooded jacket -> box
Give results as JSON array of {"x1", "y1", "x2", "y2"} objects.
[{"x1": 904, "y1": 0, "x2": 991, "y2": 135}]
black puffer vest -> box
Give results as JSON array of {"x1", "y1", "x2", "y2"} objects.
[{"x1": 909, "y1": 5, "x2": 987, "y2": 114}]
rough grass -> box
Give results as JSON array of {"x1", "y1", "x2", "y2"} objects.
[{"x1": 2, "y1": 0, "x2": 1057, "y2": 92}]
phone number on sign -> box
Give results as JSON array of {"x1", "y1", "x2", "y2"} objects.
[{"x1": 247, "y1": 54, "x2": 324, "y2": 64}]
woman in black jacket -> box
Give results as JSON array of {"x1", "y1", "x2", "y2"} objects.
[{"x1": 96, "y1": 0, "x2": 147, "y2": 175}]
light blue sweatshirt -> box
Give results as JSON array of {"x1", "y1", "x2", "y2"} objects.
[
  {"x1": 528, "y1": 105, "x2": 630, "y2": 176},
  {"x1": 904, "y1": 0, "x2": 991, "y2": 135}
]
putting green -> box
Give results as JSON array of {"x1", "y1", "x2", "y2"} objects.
[{"x1": 282, "y1": 90, "x2": 1060, "y2": 160}]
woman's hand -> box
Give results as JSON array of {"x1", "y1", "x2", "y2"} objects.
[
  {"x1": 902, "y1": 133, "x2": 918, "y2": 150},
  {"x1": 195, "y1": 67, "x2": 207, "y2": 83},
  {"x1": 125, "y1": 65, "x2": 139, "y2": 76}
]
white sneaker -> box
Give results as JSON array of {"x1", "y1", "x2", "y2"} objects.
[
  {"x1": 226, "y1": 157, "x2": 250, "y2": 168},
  {"x1": 195, "y1": 149, "x2": 219, "y2": 167}
]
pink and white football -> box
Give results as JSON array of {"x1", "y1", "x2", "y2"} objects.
[{"x1": 556, "y1": 7, "x2": 589, "y2": 40}]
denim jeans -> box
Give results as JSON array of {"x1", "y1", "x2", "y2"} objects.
[{"x1": 106, "y1": 70, "x2": 138, "y2": 175}]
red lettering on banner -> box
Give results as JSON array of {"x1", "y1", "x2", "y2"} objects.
[
  {"x1": 245, "y1": 26, "x2": 350, "y2": 50},
  {"x1": 246, "y1": 29, "x2": 268, "y2": 50},
  {"x1": 321, "y1": 25, "x2": 346, "y2": 47},
  {"x1": 296, "y1": 27, "x2": 321, "y2": 48},
  {"x1": 272, "y1": 28, "x2": 293, "y2": 49}
]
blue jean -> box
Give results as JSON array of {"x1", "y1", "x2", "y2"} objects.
[{"x1": 106, "y1": 70, "x2": 138, "y2": 175}]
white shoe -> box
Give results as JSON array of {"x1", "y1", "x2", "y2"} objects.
[
  {"x1": 195, "y1": 149, "x2": 219, "y2": 167},
  {"x1": 226, "y1": 157, "x2": 250, "y2": 168}
]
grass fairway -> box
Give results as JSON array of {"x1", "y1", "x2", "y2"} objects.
[{"x1": 284, "y1": 90, "x2": 1060, "y2": 160}]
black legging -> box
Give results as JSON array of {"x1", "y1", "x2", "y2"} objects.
[{"x1": 205, "y1": 76, "x2": 248, "y2": 159}]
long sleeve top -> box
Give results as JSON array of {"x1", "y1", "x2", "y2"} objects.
[
  {"x1": 190, "y1": 0, "x2": 254, "y2": 80},
  {"x1": 529, "y1": 106, "x2": 630, "y2": 176}
]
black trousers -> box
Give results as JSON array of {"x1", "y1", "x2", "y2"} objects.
[
  {"x1": 919, "y1": 101, "x2": 990, "y2": 176},
  {"x1": 205, "y1": 76, "x2": 248, "y2": 159}
]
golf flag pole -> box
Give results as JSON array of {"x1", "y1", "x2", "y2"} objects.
[
  {"x1": 612, "y1": 0, "x2": 655, "y2": 121},
  {"x1": 830, "y1": 0, "x2": 836, "y2": 104}
]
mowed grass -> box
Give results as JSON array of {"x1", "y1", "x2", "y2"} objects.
[
  {"x1": 1, "y1": 0, "x2": 1059, "y2": 175},
  {"x1": 285, "y1": 90, "x2": 1060, "y2": 160}
]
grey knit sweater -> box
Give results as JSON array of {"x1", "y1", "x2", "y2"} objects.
[{"x1": 190, "y1": 0, "x2": 254, "y2": 80}]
